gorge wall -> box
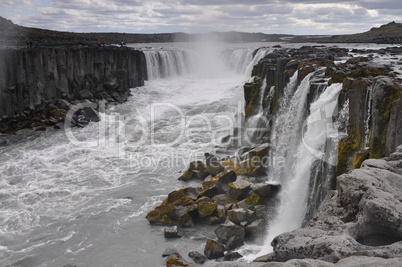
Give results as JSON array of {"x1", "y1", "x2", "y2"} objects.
[
  {"x1": 0, "y1": 46, "x2": 147, "y2": 133},
  {"x1": 244, "y1": 46, "x2": 402, "y2": 175},
  {"x1": 0, "y1": 47, "x2": 147, "y2": 116}
]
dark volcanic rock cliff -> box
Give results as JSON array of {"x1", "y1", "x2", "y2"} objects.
[{"x1": 0, "y1": 46, "x2": 146, "y2": 118}]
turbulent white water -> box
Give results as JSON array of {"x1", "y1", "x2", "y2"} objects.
[{"x1": 0, "y1": 42, "x2": 270, "y2": 267}]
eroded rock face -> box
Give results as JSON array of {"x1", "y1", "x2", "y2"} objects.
[{"x1": 266, "y1": 145, "x2": 402, "y2": 263}]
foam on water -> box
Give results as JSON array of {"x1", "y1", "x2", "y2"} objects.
[{"x1": 0, "y1": 42, "x2": 268, "y2": 266}]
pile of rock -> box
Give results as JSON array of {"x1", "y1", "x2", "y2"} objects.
[
  {"x1": 243, "y1": 145, "x2": 402, "y2": 266},
  {"x1": 0, "y1": 98, "x2": 103, "y2": 134},
  {"x1": 147, "y1": 144, "x2": 281, "y2": 264}
]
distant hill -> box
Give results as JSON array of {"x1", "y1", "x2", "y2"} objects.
[
  {"x1": 0, "y1": 16, "x2": 291, "y2": 47},
  {"x1": 1, "y1": 16, "x2": 401, "y2": 46},
  {"x1": 298, "y1": 21, "x2": 402, "y2": 44}
]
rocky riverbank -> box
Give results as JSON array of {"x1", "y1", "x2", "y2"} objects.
[
  {"x1": 146, "y1": 45, "x2": 402, "y2": 266},
  {"x1": 0, "y1": 46, "x2": 147, "y2": 134},
  {"x1": 208, "y1": 145, "x2": 402, "y2": 267}
]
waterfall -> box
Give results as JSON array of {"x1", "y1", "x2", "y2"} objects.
[
  {"x1": 221, "y1": 48, "x2": 255, "y2": 74},
  {"x1": 364, "y1": 85, "x2": 373, "y2": 148},
  {"x1": 242, "y1": 73, "x2": 343, "y2": 260},
  {"x1": 142, "y1": 45, "x2": 271, "y2": 81},
  {"x1": 143, "y1": 49, "x2": 191, "y2": 80},
  {"x1": 244, "y1": 77, "x2": 270, "y2": 142},
  {"x1": 243, "y1": 48, "x2": 271, "y2": 79}
]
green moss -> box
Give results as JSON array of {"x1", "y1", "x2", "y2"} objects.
[
  {"x1": 353, "y1": 150, "x2": 370, "y2": 169},
  {"x1": 197, "y1": 202, "x2": 217, "y2": 218},
  {"x1": 336, "y1": 137, "x2": 359, "y2": 176},
  {"x1": 166, "y1": 258, "x2": 189, "y2": 267},
  {"x1": 370, "y1": 84, "x2": 401, "y2": 158},
  {"x1": 245, "y1": 192, "x2": 264, "y2": 206}
]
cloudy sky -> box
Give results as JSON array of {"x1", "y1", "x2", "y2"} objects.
[{"x1": 0, "y1": 0, "x2": 401, "y2": 35}]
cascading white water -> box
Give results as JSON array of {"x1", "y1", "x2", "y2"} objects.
[
  {"x1": 244, "y1": 77, "x2": 270, "y2": 143},
  {"x1": 243, "y1": 48, "x2": 271, "y2": 79},
  {"x1": 143, "y1": 49, "x2": 191, "y2": 80},
  {"x1": 221, "y1": 49, "x2": 255, "y2": 74},
  {"x1": 242, "y1": 72, "x2": 343, "y2": 260},
  {"x1": 364, "y1": 85, "x2": 373, "y2": 148}
]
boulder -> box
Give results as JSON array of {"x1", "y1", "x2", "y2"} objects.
[
  {"x1": 268, "y1": 146, "x2": 402, "y2": 263},
  {"x1": 146, "y1": 187, "x2": 198, "y2": 226},
  {"x1": 228, "y1": 178, "x2": 252, "y2": 201},
  {"x1": 164, "y1": 226, "x2": 182, "y2": 239},
  {"x1": 202, "y1": 170, "x2": 237, "y2": 192},
  {"x1": 179, "y1": 161, "x2": 209, "y2": 181},
  {"x1": 81, "y1": 107, "x2": 100, "y2": 122},
  {"x1": 251, "y1": 183, "x2": 280, "y2": 197},
  {"x1": 223, "y1": 251, "x2": 243, "y2": 262},
  {"x1": 198, "y1": 185, "x2": 219, "y2": 199},
  {"x1": 224, "y1": 235, "x2": 244, "y2": 251},
  {"x1": 166, "y1": 252, "x2": 194, "y2": 267},
  {"x1": 227, "y1": 208, "x2": 255, "y2": 225},
  {"x1": 205, "y1": 153, "x2": 225, "y2": 175},
  {"x1": 188, "y1": 251, "x2": 207, "y2": 264},
  {"x1": 214, "y1": 220, "x2": 245, "y2": 243},
  {"x1": 245, "y1": 219, "x2": 266, "y2": 240},
  {"x1": 204, "y1": 239, "x2": 224, "y2": 260},
  {"x1": 196, "y1": 197, "x2": 218, "y2": 218}
]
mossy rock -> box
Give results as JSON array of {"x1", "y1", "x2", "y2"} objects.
[
  {"x1": 147, "y1": 187, "x2": 199, "y2": 226},
  {"x1": 228, "y1": 179, "x2": 251, "y2": 201},
  {"x1": 244, "y1": 81, "x2": 262, "y2": 118},
  {"x1": 201, "y1": 170, "x2": 237, "y2": 191},
  {"x1": 245, "y1": 192, "x2": 264, "y2": 206},
  {"x1": 297, "y1": 62, "x2": 316, "y2": 82},
  {"x1": 196, "y1": 196, "x2": 217, "y2": 218},
  {"x1": 353, "y1": 149, "x2": 370, "y2": 169},
  {"x1": 336, "y1": 137, "x2": 359, "y2": 176},
  {"x1": 146, "y1": 196, "x2": 197, "y2": 226}
]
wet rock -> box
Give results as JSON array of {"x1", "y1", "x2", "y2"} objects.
[
  {"x1": 164, "y1": 226, "x2": 182, "y2": 239},
  {"x1": 179, "y1": 161, "x2": 209, "y2": 181},
  {"x1": 111, "y1": 91, "x2": 129, "y2": 103},
  {"x1": 228, "y1": 178, "x2": 251, "y2": 201},
  {"x1": 216, "y1": 205, "x2": 227, "y2": 221},
  {"x1": 205, "y1": 153, "x2": 225, "y2": 175},
  {"x1": 196, "y1": 197, "x2": 218, "y2": 218},
  {"x1": 77, "y1": 89, "x2": 94, "y2": 99},
  {"x1": 166, "y1": 252, "x2": 194, "y2": 267},
  {"x1": 214, "y1": 220, "x2": 245, "y2": 243},
  {"x1": 223, "y1": 251, "x2": 242, "y2": 261},
  {"x1": 146, "y1": 187, "x2": 198, "y2": 226},
  {"x1": 224, "y1": 235, "x2": 244, "y2": 251},
  {"x1": 204, "y1": 239, "x2": 224, "y2": 259},
  {"x1": 198, "y1": 185, "x2": 219, "y2": 199},
  {"x1": 245, "y1": 219, "x2": 266, "y2": 239},
  {"x1": 81, "y1": 107, "x2": 100, "y2": 122},
  {"x1": 188, "y1": 251, "x2": 207, "y2": 264},
  {"x1": 253, "y1": 205, "x2": 266, "y2": 219},
  {"x1": 202, "y1": 170, "x2": 237, "y2": 192},
  {"x1": 251, "y1": 183, "x2": 280, "y2": 197},
  {"x1": 212, "y1": 194, "x2": 231, "y2": 206},
  {"x1": 227, "y1": 208, "x2": 254, "y2": 225},
  {"x1": 162, "y1": 248, "x2": 179, "y2": 257}
]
